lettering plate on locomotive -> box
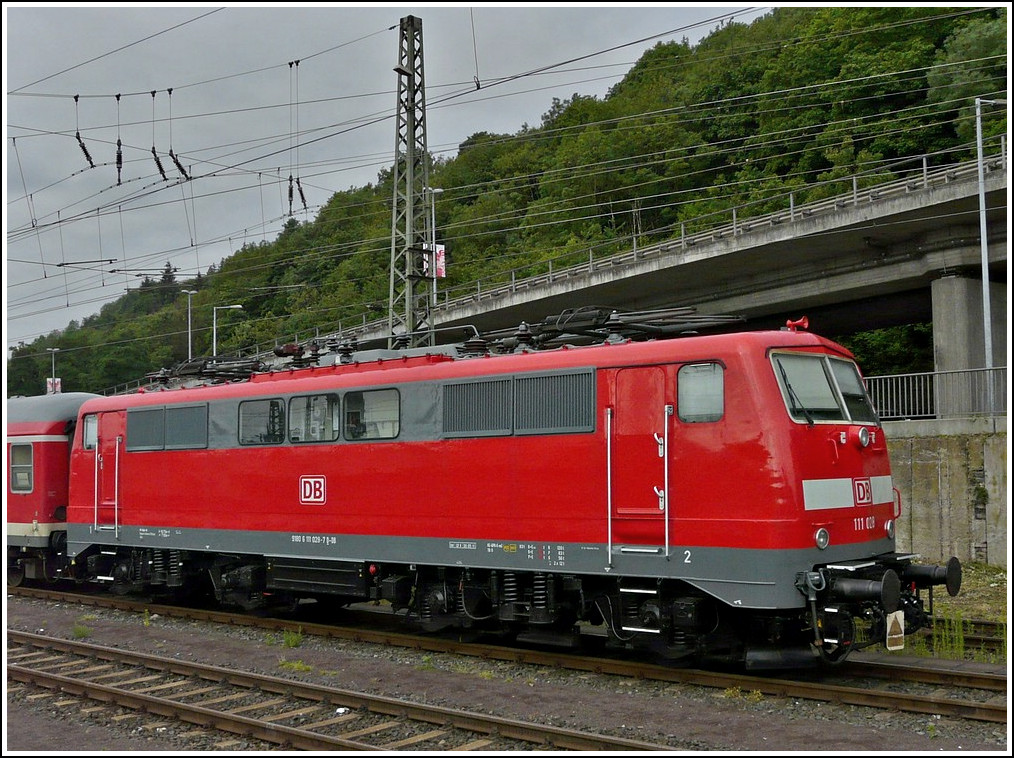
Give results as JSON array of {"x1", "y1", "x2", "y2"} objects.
[{"x1": 485, "y1": 541, "x2": 567, "y2": 567}]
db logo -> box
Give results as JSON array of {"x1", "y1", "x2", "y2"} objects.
[
  {"x1": 853, "y1": 478, "x2": 873, "y2": 505},
  {"x1": 300, "y1": 476, "x2": 326, "y2": 505}
]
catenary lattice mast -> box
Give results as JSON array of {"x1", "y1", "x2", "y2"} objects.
[{"x1": 388, "y1": 15, "x2": 433, "y2": 348}]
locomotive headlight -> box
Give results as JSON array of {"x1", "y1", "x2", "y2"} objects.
[
  {"x1": 815, "y1": 528, "x2": 830, "y2": 550},
  {"x1": 851, "y1": 426, "x2": 871, "y2": 448},
  {"x1": 885, "y1": 519, "x2": 895, "y2": 540}
]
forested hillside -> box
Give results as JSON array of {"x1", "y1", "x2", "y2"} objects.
[{"x1": 6, "y1": 6, "x2": 1006, "y2": 396}]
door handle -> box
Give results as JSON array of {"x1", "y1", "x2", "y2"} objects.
[{"x1": 654, "y1": 485, "x2": 665, "y2": 510}]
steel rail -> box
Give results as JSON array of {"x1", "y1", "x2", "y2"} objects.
[{"x1": 8, "y1": 630, "x2": 673, "y2": 751}]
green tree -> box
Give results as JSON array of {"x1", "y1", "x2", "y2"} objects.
[{"x1": 926, "y1": 10, "x2": 1008, "y2": 145}]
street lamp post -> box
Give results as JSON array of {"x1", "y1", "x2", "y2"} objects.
[
  {"x1": 213, "y1": 305, "x2": 243, "y2": 357},
  {"x1": 45, "y1": 347, "x2": 60, "y2": 394},
  {"x1": 181, "y1": 290, "x2": 197, "y2": 361},
  {"x1": 974, "y1": 96, "x2": 1005, "y2": 414},
  {"x1": 974, "y1": 97, "x2": 1005, "y2": 372}
]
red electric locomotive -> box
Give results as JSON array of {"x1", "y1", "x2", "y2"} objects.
[
  {"x1": 9, "y1": 312, "x2": 961, "y2": 668},
  {"x1": 7, "y1": 392, "x2": 100, "y2": 585}
]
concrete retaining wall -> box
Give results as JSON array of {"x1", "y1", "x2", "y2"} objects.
[{"x1": 884, "y1": 417, "x2": 1007, "y2": 568}]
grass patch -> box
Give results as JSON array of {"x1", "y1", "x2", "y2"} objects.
[
  {"x1": 279, "y1": 658, "x2": 313, "y2": 673},
  {"x1": 266, "y1": 627, "x2": 304, "y2": 648}
]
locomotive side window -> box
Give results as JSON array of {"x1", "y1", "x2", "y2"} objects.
[
  {"x1": 289, "y1": 393, "x2": 340, "y2": 443},
  {"x1": 82, "y1": 414, "x2": 98, "y2": 450},
  {"x1": 677, "y1": 363, "x2": 724, "y2": 422},
  {"x1": 239, "y1": 399, "x2": 286, "y2": 445},
  {"x1": 10, "y1": 443, "x2": 33, "y2": 492},
  {"x1": 344, "y1": 389, "x2": 399, "y2": 440}
]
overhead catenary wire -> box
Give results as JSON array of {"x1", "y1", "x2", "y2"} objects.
[
  {"x1": 168, "y1": 89, "x2": 190, "y2": 181},
  {"x1": 6, "y1": 7, "x2": 1004, "y2": 349},
  {"x1": 151, "y1": 90, "x2": 168, "y2": 180},
  {"x1": 74, "y1": 94, "x2": 95, "y2": 168},
  {"x1": 7, "y1": 115, "x2": 1003, "y2": 326}
]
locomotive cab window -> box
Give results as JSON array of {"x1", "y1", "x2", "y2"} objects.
[
  {"x1": 289, "y1": 393, "x2": 340, "y2": 443},
  {"x1": 82, "y1": 414, "x2": 98, "y2": 450},
  {"x1": 828, "y1": 358, "x2": 879, "y2": 424},
  {"x1": 678, "y1": 362, "x2": 724, "y2": 422},
  {"x1": 344, "y1": 389, "x2": 399, "y2": 440},
  {"x1": 772, "y1": 352, "x2": 878, "y2": 424},
  {"x1": 10, "y1": 443, "x2": 33, "y2": 492},
  {"x1": 239, "y1": 399, "x2": 285, "y2": 445}
]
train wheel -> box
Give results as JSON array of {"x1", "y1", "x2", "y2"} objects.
[{"x1": 8, "y1": 564, "x2": 25, "y2": 587}]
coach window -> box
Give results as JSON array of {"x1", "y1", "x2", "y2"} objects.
[
  {"x1": 678, "y1": 362, "x2": 724, "y2": 422},
  {"x1": 344, "y1": 388, "x2": 399, "y2": 440},
  {"x1": 82, "y1": 414, "x2": 98, "y2": 450},
  {"x1": 238, "y1": 399, "x2": 286, "y2": 445},
  {"x1": 10, "y1": 443, "x2": 33, "y2": 492},
  {"x1": 289, "y1": 393, "x2": 340, "y2": 443}
]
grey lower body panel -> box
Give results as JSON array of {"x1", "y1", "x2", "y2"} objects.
[{"x1": 66, "y1": 523, "x2": 893, "y2": 610}]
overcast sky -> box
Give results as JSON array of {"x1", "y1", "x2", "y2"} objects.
[{"x1": 4, "y1": 3, "x2": 771, "y2": 356}]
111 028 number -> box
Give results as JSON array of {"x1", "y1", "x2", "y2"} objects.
[{"x1": 853, "y1": 515, "x2": 876, "y2": 531}]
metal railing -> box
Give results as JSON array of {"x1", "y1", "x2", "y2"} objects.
[{"x1": 867, "y1": 366, "x2": 1007, "y2": 420}]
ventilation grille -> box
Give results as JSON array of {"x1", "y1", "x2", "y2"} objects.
[
  {"x1": 443, "y1": 370, "x2": 595, "y2": 437},
  {"x1": 443, "y1": 378, "x2": 512, "y2": 437},
  {"x1": 515, "y1": 371, "x2": 595, "y2": 434}
]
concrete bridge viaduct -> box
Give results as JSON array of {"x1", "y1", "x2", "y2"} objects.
[{"x1": 343, "y1": 153, "x2": 1007, "y2": 375}]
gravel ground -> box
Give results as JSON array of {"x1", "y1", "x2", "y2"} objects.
[{"x1": 4, "y1": 594, "x2": 1009, "y2": 754}]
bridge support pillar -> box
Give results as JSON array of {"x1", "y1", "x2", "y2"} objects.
[{"x1": 931, "y1": 274, "x2": 1007, "y2": 372}]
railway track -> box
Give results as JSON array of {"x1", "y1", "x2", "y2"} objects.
[
  {"x1": 8, "y1": 586, "x2": 1007, "y2": 726},
  {"x1": 8, "y1": 630, "x2": 670, "y2": 751}
]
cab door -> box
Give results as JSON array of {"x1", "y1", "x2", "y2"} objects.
[
  {"x1": 610, "y1": 366, "x2": 672, "y2": 555},
  {"x1": 94, "y1": 410, "x2": 125, "y2": 533}
]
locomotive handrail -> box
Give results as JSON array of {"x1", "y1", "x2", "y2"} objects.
[
  {"x1": 605, "y1": 406, "x2": 614, "y2": 570},
  {"x1": 663, "y1": 404, "x2": 673, "y2": 559}
]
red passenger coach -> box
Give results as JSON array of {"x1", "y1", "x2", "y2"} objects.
[
  {"x1": 12, "y1": 313, "x2": 962, "y2": 668},
  {"x1": 7, "y1": 392, "x2": 100, "y2": 585}
]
